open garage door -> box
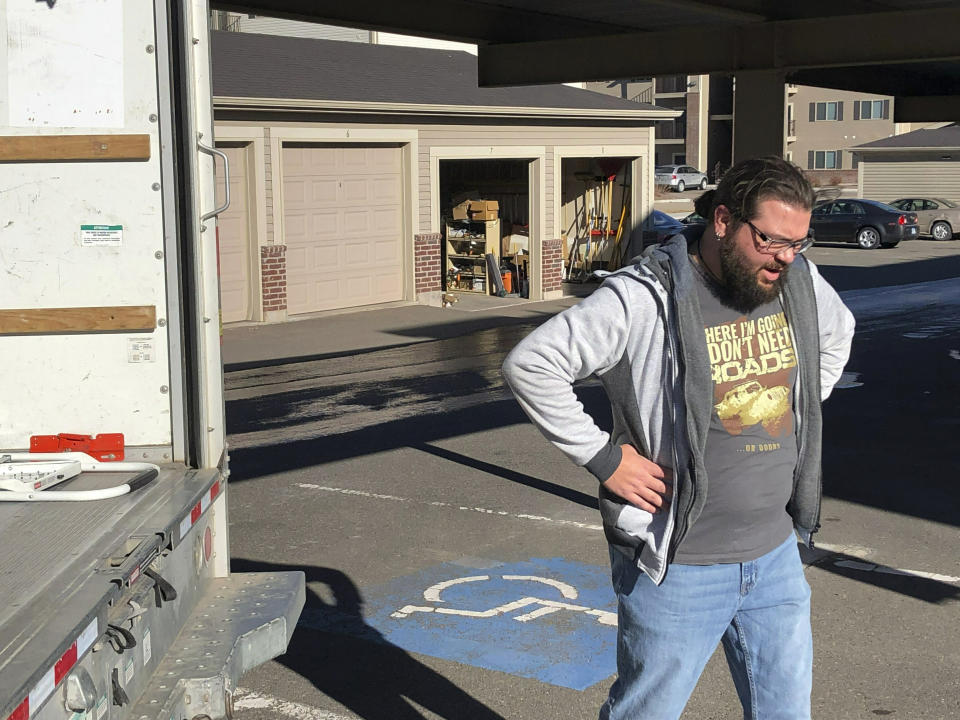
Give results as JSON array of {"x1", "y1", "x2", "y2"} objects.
[{"x1": 282, "y1": 144, "x2": 404, "y2": 315}]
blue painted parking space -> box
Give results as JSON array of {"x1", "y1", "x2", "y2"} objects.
[{"x1": 361, "y1": 557, "x2": 617, "y2": 690}]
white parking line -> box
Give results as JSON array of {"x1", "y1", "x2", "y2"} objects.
[
  {"x1": 831, "y1": 559, "x2": 960, "y2": 584},
  {"x1": 295, "y1": 484, "x2": 959, "y2": 585},
  {"x1": 234, "y1": 688, "x2": 353, "y2": 720},
  {"x1": 815, "y1": 542, "x2": 960, "y2": 584},
  {"x1": 296, "y1": 483, "x2": 604, "y2": 531}
]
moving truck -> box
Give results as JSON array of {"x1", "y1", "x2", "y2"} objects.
[{"x1": 0, "y1": 1, "x2": 304, "y2": 718}]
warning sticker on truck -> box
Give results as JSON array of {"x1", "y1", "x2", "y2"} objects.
[
  {"x1": 80, "y1": 224, "x2": 123, "y2": 247},
  {"x1": 128, "y1": 338, "x2": 156, "y2": 363}
]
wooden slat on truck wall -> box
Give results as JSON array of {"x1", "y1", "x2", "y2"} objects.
[
  {"x1": 0, "y1": 306, "x2": 157, "y2": 334},
  {"x1": 0, "y1": 134, "x2": 151, "y2": 162}
]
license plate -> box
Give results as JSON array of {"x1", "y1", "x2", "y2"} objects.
[{"x1": 910, "y1": 227, "x2": 917, "y2": 235}]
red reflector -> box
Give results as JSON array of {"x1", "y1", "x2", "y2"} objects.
[
  {"x1": 898, "y1": 215, "x2": 906, "y2": 224},
  {"x1": 7, "y1": 698, "x2": 28, "y2": 720},
  {"x1": 54, "y1": 643, "x2": 78, "y2": 684},
  {"x1": 191, "y1": 502, "x2": 202, "y2": 524}
]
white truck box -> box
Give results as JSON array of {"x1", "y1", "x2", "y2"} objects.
[{"x1": 0, "y1": 1, "x2": 304, "y2": 718}]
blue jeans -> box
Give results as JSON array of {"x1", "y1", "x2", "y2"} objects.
[{"x1": 599, "y1": 534, "x2": 812, "y2": 720}]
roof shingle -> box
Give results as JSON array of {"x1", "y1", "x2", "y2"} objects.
[
  {"x1": 854, "y1": 123, "x2": 960, "y2": 150},
  {"x1": 211, "y1": 31, "x2": 666, "y2": 114}
]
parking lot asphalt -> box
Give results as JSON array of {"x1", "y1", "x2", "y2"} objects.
[{"x1": 223, "y1": 238, "x2": 960, "y2": 720}]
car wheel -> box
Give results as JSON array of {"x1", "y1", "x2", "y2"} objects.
[
  {"x1": 699, "y1": 178, "x2": 707, "y2": 191},
  {"x1": 856, "y1": 226, "x2": 881, "y2": 249},
  {"x1": 674, "y1": 180, "x2": 684, "y2": 193},
  {"x1": 931, "y1": 221, "x2": 952, "y2": 240}
]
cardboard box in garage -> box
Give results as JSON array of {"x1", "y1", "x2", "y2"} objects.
[
  {"x1": 469, "y1": 199, "x2": 499, "y2": 220},
  {"x1": 452, "y1": 199, "x2": 499, "y2": 221}
]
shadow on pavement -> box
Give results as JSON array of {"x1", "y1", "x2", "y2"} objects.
[
  {"x1": 414, "y1": 442, "x2": 598, "y2": 510},
  {"x1": 227, "y1": 384, "x2": 611, "y2": 488},
  {"x1": 233, "y1": 558, "x2": 507, "y2": 720},
  {"x1": 813, "y1": 245, "x2": 960, "y2": 291},
  {"x1": 806, "y1": 551, "x2": 960, "y2": 604},
  {"x1": 223, "y1": 308, "x2": 563, "y2": 373}
]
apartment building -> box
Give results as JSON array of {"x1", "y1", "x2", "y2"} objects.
[
  {"x1": 591, "y1": 76, "x2": 943, "y2": 186},
  {"x1": 585, "y1": 74, "x2": 731, "y2": 177},
  {"x1": 788, "y1": 85, "x2": 900, "y2": 185}
]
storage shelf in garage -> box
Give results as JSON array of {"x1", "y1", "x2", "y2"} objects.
[{"x1": 444, "y1": 218, "x2": 500, "y2": 294}]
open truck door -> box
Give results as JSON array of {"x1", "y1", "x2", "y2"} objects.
[{"x1": 0, "y1": 1, "x2": 304, "y2": 718}]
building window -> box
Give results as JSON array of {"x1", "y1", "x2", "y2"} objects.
[
  {"x1": 816, "y1": 101, "x2": 838, "y2": 121},
  {"x1": 810, "y1": 150, "x2": 841, "y2": 169},
  {"x1": 810, "y1": 101, "x2": 844, "y2": 122},
  {"x1": 861, "y1": 100, "x2": 883, "y2": 118},
  {"x1": 855, "y1": 99, "x2": 890, "y2": 120}
]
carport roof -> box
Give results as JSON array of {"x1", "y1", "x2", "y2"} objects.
[
  {"x1": 853, "y1": 124, "x2": 960, "y2": 151},
  {"x1": 211, "y1": 31, "x2": 675, "y2": 120}
]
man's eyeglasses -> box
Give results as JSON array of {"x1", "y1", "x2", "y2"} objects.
[{"x1": 742, "y1": 218, "x2": 815, "y2": 254}]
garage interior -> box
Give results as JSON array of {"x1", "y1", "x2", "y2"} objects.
[
  {"x1": 559, "y1": 157, "x2": 633, "y2": 280},
  {"x1": 439, "y1": 159, "x2": 531, "y2": 298}
]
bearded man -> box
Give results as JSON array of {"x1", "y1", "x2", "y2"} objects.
[{"x1": 502, "y1": 156, "x2": 855, "y2": 720}]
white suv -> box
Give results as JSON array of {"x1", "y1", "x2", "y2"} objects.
[{"x1": 655, "y1": 165, "x2": 709, "y2": 193}]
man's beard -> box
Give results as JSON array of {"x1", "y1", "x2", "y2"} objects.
[{"x1": 714, "y1": 237, "x2": 789, "y2": 313}]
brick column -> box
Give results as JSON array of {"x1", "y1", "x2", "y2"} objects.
[
  {"x1": 541, "y1": 238, "x2": 564, "y2": 298},
  {"x1": 414, "y1": 233, "x2": 442, "y2": 299},
  {"x1": 260, "y1": 245, "x2": 287, "y2": 322}
]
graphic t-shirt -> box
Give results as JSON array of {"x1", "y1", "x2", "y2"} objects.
[{"x1": 673, "y1": 257, "x2": 799, "y2": 564}]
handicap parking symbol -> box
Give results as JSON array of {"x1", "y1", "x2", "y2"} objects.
[{"x1": 363, "y1": 558, "x2": 617, "y2": 690}]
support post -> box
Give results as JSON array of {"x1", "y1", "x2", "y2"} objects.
[{"x1": 733, "y1": 70, "x2": 787, "y2": 162}]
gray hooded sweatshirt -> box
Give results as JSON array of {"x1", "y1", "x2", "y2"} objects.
[{"x1": 502, "y1": 230, "x2": 855, "y2": 584}]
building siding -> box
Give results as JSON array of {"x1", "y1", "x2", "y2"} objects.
[
  {"x1": 232, "y1": 15, "x2": 369, "y2": 42},
  {"x1": 216, "y1": 116, "x2": 652, "y2": 307},
  {"x1": 860, "y1": 155, "x2": 960, "y2": 202},
  {"x1": 792, "y1": 86, "x2": 895, "y2": 172},
  {"x1": 418, "y1": 124, "x2": 651, "y2": 236}
]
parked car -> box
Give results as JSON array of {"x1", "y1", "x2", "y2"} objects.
[
  {"x1": 888, "y1": 197, "x2": 960, "y2": 240},
  {"x1": 650, "y1": 209, "x2": 686, "y2": 243},
  {"x1": 655, "y1": 165, "x2": 709, "y2": 193},
  {"x1": 680, "y1": 211, "x2": 707, "y2": 225},
  {"x1": 810, "y1": 198, "x2": 919, "y2": 249}
]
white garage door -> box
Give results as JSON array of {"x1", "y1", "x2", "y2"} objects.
[
  {"x1": 215, "y1": 146, "x2": 251, "y2": 323},
  {"x1": 282, "y1": 144, "x2": 404, "y2": 315}
]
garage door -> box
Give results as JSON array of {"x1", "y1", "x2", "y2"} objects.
[
  {"x1": 282, "y1": 144, "x2": 404, "y2": 314},
  {"x1": 215, "y1": 146, "x2": 251, "y2": 323}
]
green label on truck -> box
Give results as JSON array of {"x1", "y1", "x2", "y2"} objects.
[{"x1": 80, "y1": 224, "x2": 123, "y2": 247}]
